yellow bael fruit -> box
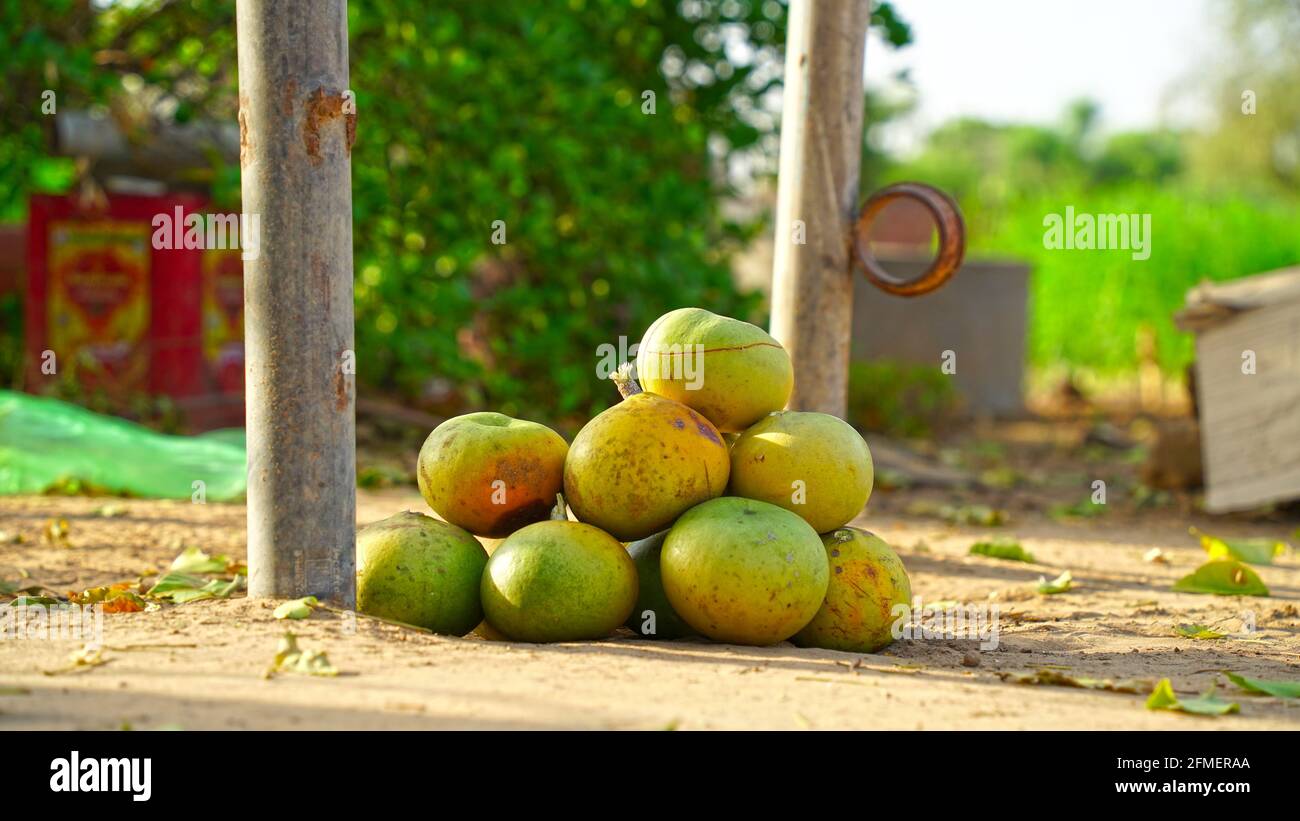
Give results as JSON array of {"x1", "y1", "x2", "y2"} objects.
[
  {"x1": 793, "y1": 528, "x2": 911, "y2": 653},
  {"x1": 637, "y1": 307, "x2": 793, "y2": 432},
  {"x1": 661, "y1": 496, "x2": 829, "y2": 646},
  {"x1": 729, "y1": 410, "x2": 873, "y2": 534},
  {"x1": 564, "y1": 366, "x2": 729, "y2": 541}
]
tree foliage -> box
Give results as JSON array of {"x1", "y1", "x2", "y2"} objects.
[{"x1": 0, "y1": 0, "x2": 909, "y2": 426}]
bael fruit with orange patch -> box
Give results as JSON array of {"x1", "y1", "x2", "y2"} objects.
[
  {"x1": 793, "y1": 527, "x2": 911, "y2": 653},
  {"x1": 417, "y1": 412, "x2": 568, "y2": 538}
]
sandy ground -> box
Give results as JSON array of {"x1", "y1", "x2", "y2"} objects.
[{"x1": 2, "y1": 421, "x2": 1299, "y2": 730}]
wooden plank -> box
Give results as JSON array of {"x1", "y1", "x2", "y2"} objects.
[
  {"x1": 1175, "y1": 266, "x2": 1300, "y2": 332},
  {"x1": 1196, "y1": 298, "x2": 1300, "y2": 512}
]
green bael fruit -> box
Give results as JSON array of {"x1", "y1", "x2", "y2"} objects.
[
  {"x1": 564, "y1": 368, "x2": 729, "y2": 541},
  {"x1": 661, "y1": 497, "x2": 829, "y2": 646},
  {"x1": 481, "y1": 514, "x2": 638, "y2": 643},
  {"x1": 637, "y1": 307, "x2": 793, "y2": 432},
  {"x1": 624, "y1": 530, "x2": 696, "y2": 640},
  {"x1": 729, "y1": 410, "x2": 873, "y2": 534},
  {"x1": 417, "y1": 412, "x2": 568, "y2": 538},
  {"x1": 793, "y1": 528, "x2": 911, "y2": 653},
  {"x1": 356, "y1": 511, "x2": 488, "y2": 636}
]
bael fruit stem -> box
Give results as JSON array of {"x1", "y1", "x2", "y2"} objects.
[
  {"x1": 611, "y1": 362, "x2": 643, "y2": 399},
  {"x1": 550, "y1": 493, "x2": 569, "y2": 521}
]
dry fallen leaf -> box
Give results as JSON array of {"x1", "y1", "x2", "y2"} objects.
[
  {"x1": 41, "y1": 518, "x2": 70, "y2": 547},
  {"x1": 998, "y1": 668, "x2": 1149, "y2": 694},
  {"x1": 68, "y1": 583, "x2": 147, "y2": 613},
  {"x1": 43, "y1": 644, "x2": 109, "y2": 676}
]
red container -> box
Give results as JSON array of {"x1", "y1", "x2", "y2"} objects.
[{"x1": 25, "y1": 193, "x2": 245, "y2": 429}]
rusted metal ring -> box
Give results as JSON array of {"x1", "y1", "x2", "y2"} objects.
[{"x1": 852, "y1": 181, "x2": 965, "y2": 297}]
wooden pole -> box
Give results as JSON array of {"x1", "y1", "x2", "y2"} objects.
[
  {"x1": 237, "y1": 0, "x2": 357, "y2": 606},
  {"x1": 769, "y1": 0, "x2": 870, "y2": 418}
]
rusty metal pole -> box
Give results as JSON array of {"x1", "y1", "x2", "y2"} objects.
[
  {"x1": 770, "y1": 0, "x2": 870, "y2": 418},
  {"x1": 237, "y1": 0, "x2": 356, "y2": 605}
]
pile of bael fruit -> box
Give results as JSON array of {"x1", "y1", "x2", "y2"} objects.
[{"x1": 356, "y1": 307, "x2": 912, "y2": 652}]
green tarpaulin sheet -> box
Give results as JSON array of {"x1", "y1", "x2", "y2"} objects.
[{"x1": 0, "y1": 390, "x2": 247, "y2": 501}]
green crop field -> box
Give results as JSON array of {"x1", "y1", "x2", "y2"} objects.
[{"x1": 975, "y1": 185, "x2": 1300, "y2": 375}]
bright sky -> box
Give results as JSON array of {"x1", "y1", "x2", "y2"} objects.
[{"x1": 867, "y1": 0, "x2": 1222, "y2": 153}]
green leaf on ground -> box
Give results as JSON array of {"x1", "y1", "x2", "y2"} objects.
[
  {"x1": 970, "y1": 539, "x2": 1035, "y2": 563},
  {"x1": 146, "y1": 572, "x2": 209, "y2": 598},
  {"x1": 265, "y1": 632, "x2": 338, "y2": 678},
  {"x1": 1037, "y1": 570, "x2": 1073, "y2": 594},
  {"x1": 168, "y1": 546, "x2": 232, "y2": 574},
  {"x1": 979, "y1": 467, "x2": 1020, "y2": 489},
  {"x1": 1222, "y1": 672, "x2": 1300, "y2": 699},
  {"x1": 176, "y1": 577, "x2": 241, "y2": 604},
  {"x1": 1173, "y1": 623, "x2": 1224, "y2": 640},
  {"x1": 1190, "y1": 527, "x2": 1286, "y2": 566},
  {"x1": 273, "y1": 596, "x2": 319, "y2": 620},
  {"x1": 874, "y1": 468, "x2": 913, "y2": 491},
  {"x1": 1171, "y1": 560, "x2": 1269, "y2": 597},
  {"x1": 947, "y1": 504, "x2": 1008, "y2": 526},
  {"x1": 9, "y1": 595, "x2": 62, "y2": 607},
  {"x1": 147, "y1": 572, "x2": 242, "y2": 603},
  {"x1": 906, "y1": 501, "x2": 1008, "y2": 526},
  {"x1": 1049, "y1": 498, "x2": 1105, "y2": 520},
  {"x1": 1146, "y1": 678, "x2": 1239, "y2": 716},
  {"x1": 1133, "y1": 484, "x2": 1171, "y2": 509}
]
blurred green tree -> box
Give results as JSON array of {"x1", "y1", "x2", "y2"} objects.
[
  {"x1": 0, "y1": 0, "x2": 910, "y2": 427},
  {"x1": 1187, "y1": 0, "x2": 1300, "y2": 194}
]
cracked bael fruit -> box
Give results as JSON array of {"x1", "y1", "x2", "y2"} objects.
[
  {"x1": 481, "y1": 496, "x2": 638, "y2": 642},
  {"x1": 729, "y1": 410, "x2": 873, "y2": 534},
  {"x1": 624, "y1": 530, "x2": 696, "y2": 640},
  {"x1": 417, "y1": 412, "x2": 568, "y2": 538},
  {"x1": 636, "y1": 307, "x2": 793, "y2": 432},
  {"x1": 563, "y1": 365, "x2": 729, "y2": 541},
  {"x1": 356, "y1": 511, "x2": 488, "y2": 636},
  {"x1": 793, "y1": 528, "x2": 911, "y2": 653},
  {"x1": 660, "y1": 496, "x2": 829, "y2": 646}
]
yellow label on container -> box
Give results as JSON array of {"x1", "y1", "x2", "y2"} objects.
[{"x1": 48, "y1": 221, "x2": 151, "y2": 389}]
